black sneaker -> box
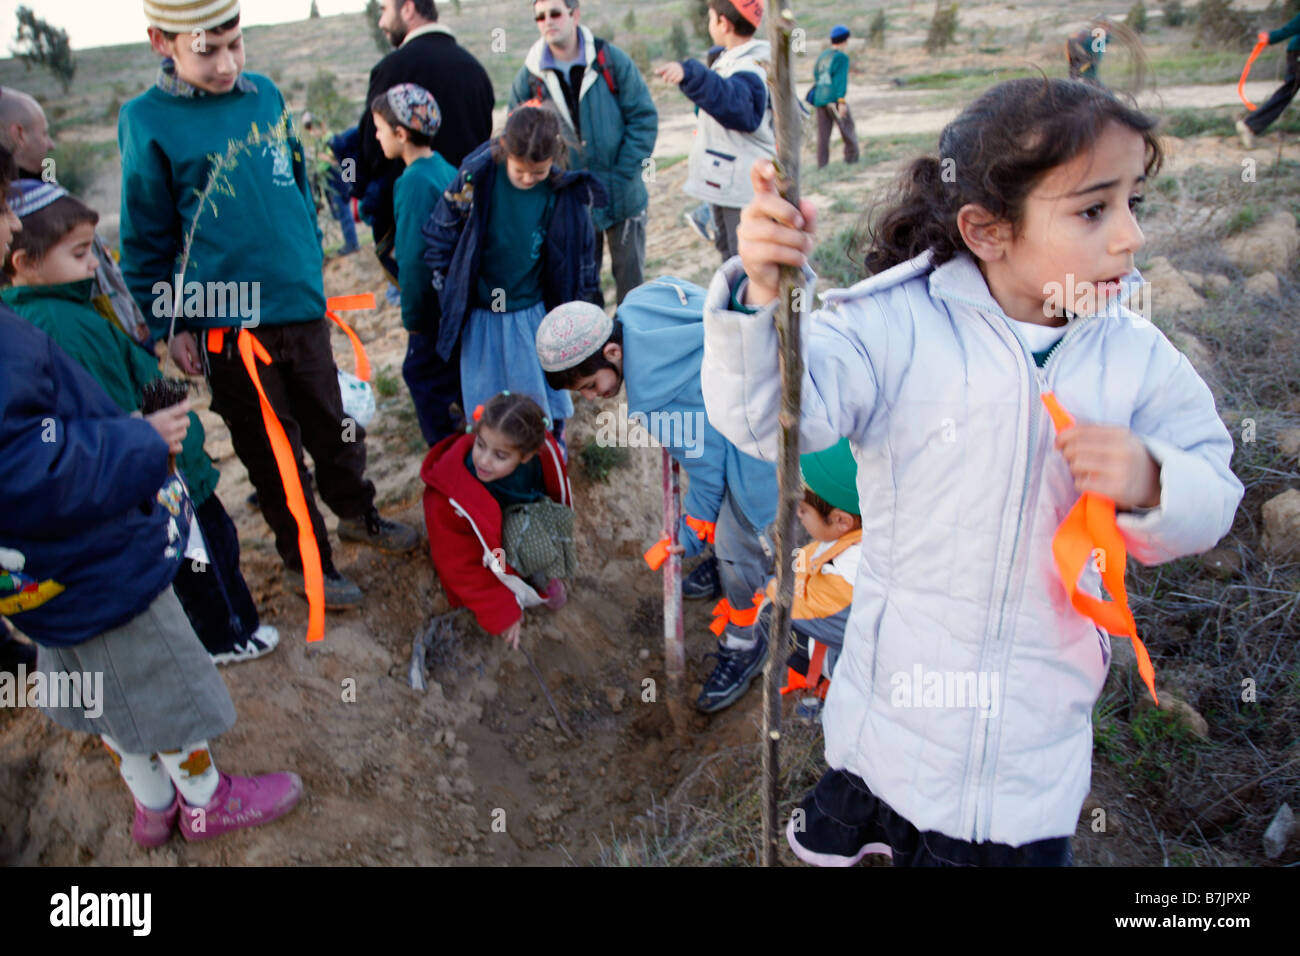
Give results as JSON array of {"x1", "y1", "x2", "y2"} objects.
[
  {"x1": 285, "y1": 568, "x2": 363, "y2": 609},
  {"x1": 681, "y1": 555, "x2": 721, "y2": 601},
  {"x1": 696, "y1": 635, "x2": 767, "y2": 713},
  {"x1": 338, "y1": 509, "x2": 419, "y2": 554},
  {"x1": 210, "y1": 625, "x2": 281, "y2": 666}
]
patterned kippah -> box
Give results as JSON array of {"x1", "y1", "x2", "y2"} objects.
[
  {"x1": 144, "y1": 0, "x2": 241, "y2": 33},
  {"x1": 10, "y1": 178, "x2": 67, "y2": 218},
  {"x1": 385, "y1": 83, "x2": 442, "y2": 138},
  {"x1": 535, "y1": 302, "x2": 613, "y2": 372}
]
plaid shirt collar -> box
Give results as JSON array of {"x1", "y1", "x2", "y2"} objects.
[{"x1": 155, "y1": 58, "x2": 258, "y2": 98}]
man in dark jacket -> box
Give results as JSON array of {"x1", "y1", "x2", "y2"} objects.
[
  {"x1": 510, "y1": 0, "x2": 657, "y2": 306},
  {"x1": 358, "y1": 0, "x2": 494, "y2": 281}
]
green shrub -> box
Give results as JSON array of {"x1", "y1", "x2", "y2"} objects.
[
  {"x1": 670, "y1": 19, "x2": 690, "y2": 59},
  {"x1": 48, "y1": 140, "x2": 99, "y2": 196},
  {"x1": 1126, "y1": 0, "x2": 1148, "y2": 32},
  {"x1": 924, "y1": 2, "x2": 960, "y2": 55},
  {"x1": 1195, "y1": 0, "x2": 1252, "y2": 50},
  {"x1": 1161, "y1": 0, "x2": 1189, "y2": 27},
  {"x1": 868, "y1": 9, "x2": 887, "y2": 47},
  {"x1": 578, "y1": 442, "x2": 630, "y2": 483}
]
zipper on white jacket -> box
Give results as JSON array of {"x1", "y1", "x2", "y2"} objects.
[{"x1": 970, "y1": 312, "x2": 1095, "y2": 841}]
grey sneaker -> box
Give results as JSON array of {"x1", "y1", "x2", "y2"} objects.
[
  {"x1": 338, "y1": 509, "x2": 419, "y2": 554},
  {"x1": 285, "y1": 568, "x2": 363, "y2": 609}
]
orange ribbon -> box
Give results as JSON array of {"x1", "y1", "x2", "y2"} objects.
[
  {"x1": 780, "y1": 641, "x2": 830, "y2": 698},
  {"x1": 684, "y1": 514, "x2": 716, "y2": 544},
  {"x1": 325, "y1": 293, "x2": 375, "y2": 382},
  {"x1": 644, "y1": 537, "x2": 670, "y2": 571},
  {"x1": 1239, "y1": 35, "x2": 1269, "y2": 111},
  {"x1": 232, "y1": 329, "x2": 325, "y2": 644},
  {"x1": 1041, "y1": 392, "x2": 1157, "y2": 704},
  {"x1": 709, "y1": 591, "x2": 764, "y2": 636}
]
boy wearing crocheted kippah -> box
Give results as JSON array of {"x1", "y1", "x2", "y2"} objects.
[{"x1": 371, "y1": 83, "x2": 459, "y2": 445}]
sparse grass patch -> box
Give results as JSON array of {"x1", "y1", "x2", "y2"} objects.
[{"x1": 578, "y1": 441, "x2": 630, "y2": 483}]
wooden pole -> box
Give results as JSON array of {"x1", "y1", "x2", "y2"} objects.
[
  {"x1": 662, "y1": 449, "x2": 686, "y2": 728},
  {"x1": 762, "y1": 0, "x2": 805, "y2": 867}
]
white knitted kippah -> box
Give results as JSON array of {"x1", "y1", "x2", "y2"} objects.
[{"x1": 144, "y1": 0, "x2": 241, "y2": 33}]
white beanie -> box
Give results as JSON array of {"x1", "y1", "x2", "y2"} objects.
[{"x1": 144, "y1": 0, "x2": 241, "y2": 33}]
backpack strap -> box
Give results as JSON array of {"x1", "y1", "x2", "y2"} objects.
[{"x1": 592, "y1": 37, "x2": 619, "y2": 95}]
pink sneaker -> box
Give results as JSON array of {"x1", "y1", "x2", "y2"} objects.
[
  {"x1": 132, "y1": 791, "x2": 180, "y2": 848},
  {"x1": 178, "y1": 771, "x2": 303, "y2": 842},
  {"x1": 544, "y1": 578, "x2": 567, "y2": 610}
]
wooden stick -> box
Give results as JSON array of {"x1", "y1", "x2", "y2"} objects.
[
  {"x1": 762, "y1": 0, "x2": 805, "y2": 868},
  {"x1": 662, "y1": 449, "x2": 687, "y2": 726}
]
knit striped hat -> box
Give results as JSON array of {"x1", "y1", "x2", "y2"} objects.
[
  {"x1": 144, "y1": 0, "x2": 241, "y2": 33},
  {"x1": 10, "y1": 179, "x2": 67, "y2": 218}
]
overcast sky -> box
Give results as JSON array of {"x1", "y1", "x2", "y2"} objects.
[{"x1": 0, "y1": 0, "x2": 371, "y2": 52}]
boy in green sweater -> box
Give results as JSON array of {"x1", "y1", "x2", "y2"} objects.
[
  {"x1": 370, "y1": 82, "x2": 459, "y2": 445},
  {"x1": 808, "y1": 24, "x2": 859, "y2": 169},
  {"x1": 118, "y1": 0, "x2": 418, "y2": 609},
  {"x1": 1, "y1": 179, "x2": 277, "y2": 665}
]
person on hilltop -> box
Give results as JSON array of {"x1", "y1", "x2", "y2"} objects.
[{"x1": 510, "y1": 0, "x2": 658, "y2": 307}]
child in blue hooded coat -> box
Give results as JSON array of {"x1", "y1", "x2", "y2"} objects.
[{"x1": 537, "y1": 282, "x2": 778, "y2": 713}]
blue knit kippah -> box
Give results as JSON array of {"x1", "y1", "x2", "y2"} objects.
[{"x1": 10, "y1": 178, "x2": 67, "y2": 218}]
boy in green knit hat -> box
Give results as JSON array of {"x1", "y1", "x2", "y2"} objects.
[
  {"x1": 119, "y1": 0, "x2": 418, "y2": 610},
  {"x1": 757, "y1": 438, "x2": 862, "y2": 713},
  {"x1": 2, "y1": 180, "x2": 277, "y2": 665}
]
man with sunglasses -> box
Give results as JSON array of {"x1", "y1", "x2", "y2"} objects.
[{"x1": 511, "y1": 0, "x2": 657, "y2": 307}]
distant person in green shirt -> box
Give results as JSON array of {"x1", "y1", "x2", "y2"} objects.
[
  {"x1": 809, "y1": 24, "x2": 860, "y2": 169},
  {"x1": 1, "y1": 179, "x2": 278, "y2": 666},
  {"x1": 371, "y1": 82, "x2": 458, "y2": 445},
  {"x1": 1237, "y1": 15, "x2": 1300, "y2": 147},
  {"x1": 1066, "y1": 25, "x2": 1107, "y2": 85},
  {"x1": 300, "y1": 111, "x2": 360, "y2": 257}
]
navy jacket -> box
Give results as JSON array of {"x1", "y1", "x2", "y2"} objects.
[
  {"x1": 0, "y1": 309, "x2": 182, "y2": 647},
  {"x1": 421, "y1": 141, "x2": 608, "y2": 362},
  {"x1": 679, "y1": 58, "x2": 767, "y2": 133}
]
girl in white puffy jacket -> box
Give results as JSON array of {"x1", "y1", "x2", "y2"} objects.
[{"x1": 701, "y1": 78, "x2": 1244, "y2": 866}]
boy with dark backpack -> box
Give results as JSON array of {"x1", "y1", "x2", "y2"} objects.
[{"x1": 536, "y1": 282, "x2": 777, "y2": 713}]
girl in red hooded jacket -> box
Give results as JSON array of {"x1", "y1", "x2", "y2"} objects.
[{"x1": 421, "y1": 392, "x2": 574, "y2": 648}]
